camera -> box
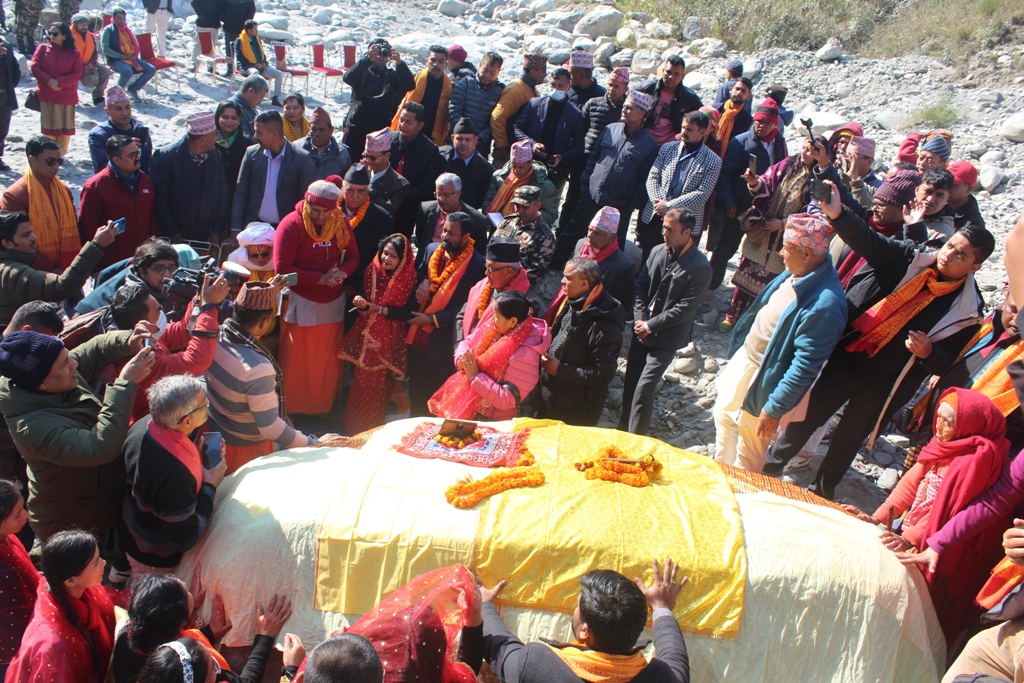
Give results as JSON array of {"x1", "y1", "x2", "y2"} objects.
[
  {"x1": 370, "y1": 41, "x2": 391, "y2": 57},
  {"x1": 162, "y1": 259, "x2": 251, "y2": 309}
]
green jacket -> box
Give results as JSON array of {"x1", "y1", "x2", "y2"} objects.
[
  {"x1": 0, "y1": 241, "x2": 103, "y2": 329},
  {"x1": 0, "y1": 330, "x2": 137, "y2": 540}
]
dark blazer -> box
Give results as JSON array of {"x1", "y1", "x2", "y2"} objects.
[
  {"x1": 343, "y1": 58, "x2": 416, "y2": 135},
  {"x1": 572, "y1": 238, "x2": 635, "y2": 318},
  {"x1": 634, "y1": 244, "x2": 712, "y2": 351},
  {"x1": 482, "y1": 602, "x2": 690, "y2": 683},
  {"x1": 149, "y1": 135, "x2": 229, "y2": 239},
  {"x1": 439, "y1": 146, "x2": 493, "y2": 209},
  {"x1": 715, "y1": 130, "x2": 788, "y2": 213},
  {"x1": 343, "y1": 201, "x2": 395, "y2": 292},
  {"x1": 416, "y1": 242, "x2": 486, "y2": 364},
  {"x1": 636, "y1": 78, "x2": 703, "y2": 137},
  {"x1": 513, "y1": 96, "x2": 586, "y2": 182},
  {"x1": 215, "y1": 129, "x2": 253, "y2": 223},
  {"x1": 0, "y1": 41, "x2": 21, "y2": 112},
  {"x1": 389, "y1": 131, "x2": 444, "y2": 233},
  {"x1": 231, "y1": 140, "x2": 316, "y2": 232},
  {"x1": 414, "y1": 200, "x2": 489, "y2": 263},
  {"x1": 370, "y1": 166, "x2": 410, "y2": 218}
]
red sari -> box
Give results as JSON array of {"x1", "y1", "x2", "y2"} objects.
[
  {"x1": 919, "y1": 387, "x2": 1011, "y2": 647},
  {"x1": 6, "y1": 584, "x2": 115, "y2": 683},
  {"x1": 0, "y1": 536, "x2": 40, "y2": 665},
  {"x1": 339, "y1": 235, "x2": 418, "y2": 435}
]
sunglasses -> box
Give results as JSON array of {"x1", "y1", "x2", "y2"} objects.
[
  {"x1": 48, "y1": 30, "x2": 61, "y2": 37},
  {"x1": 248, "y1": 249, "x2": 272, "y2": 259},
  {"x1": 362, "y1": 153, "x2": 382, "y2": 161},
  {"x1": 43, "y1": 157, "x2": 66, "y2": 167}
]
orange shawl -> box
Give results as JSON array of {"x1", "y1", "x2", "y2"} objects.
[
  {"x1": 957, "y1": 317, "x2": 1024, "y2": 417},
  {"x1": 717, "y1": 98, "x2": 743, "y2": 152},
  {"x1": 406, "y1": 239, "x2": 475, "y2": 347},
  {"x1": 25, "y1": 169, "x2": 80, "y2": 271},
  {"x1": 543, "y1": 642, "x2": 648, "y2": 683},
  {"x1": 73, "y1": 30, "x2": 95, "y2": 65},
  {"x1": 487, "y1": 166, "x2": 534, "y2": 216},
  {"x1": 391, "y1": 68, "x2": 452, "y2": 146}
]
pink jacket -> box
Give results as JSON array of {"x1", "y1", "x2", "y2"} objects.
[
  {"x1": 455, "y1": 317, "x2": 551, "y2": 420},
  {"x1": 461, "y1": 267, "x2": 532, "y2": 340},
  {"x1": 30, "y1": 44, "x2": 83, "y2": 105}
]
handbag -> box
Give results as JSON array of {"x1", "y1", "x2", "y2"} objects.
[
  {"x1": 738, "y1": 206, "x2": 769, "y2": 244},
  {"x1": 23, "y1": 88, "x2": 40, "y2": 112}
]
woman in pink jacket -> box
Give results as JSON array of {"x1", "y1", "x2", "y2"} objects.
[
  {"x1": 430, "y1": 290, "x2": 551, "y2": 421},
  {"x1": 29, "y1": 22, "x2": 83, "y2": 155}
]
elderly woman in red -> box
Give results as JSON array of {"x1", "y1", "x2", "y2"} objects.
[
  {"x1": 29, "y1": 22, "x2": 83, "y2": 155},
  {"x1": 844, "y1": 387, "x2": 1011, "y2": 649},
  {"x1": 6, "y1": 529, "x2": 115, "y2": 683},
  {"x1": 0, "y1": 479, "x2": 38, "y2": 678},
  {"x1": 274, "y1": 176, "x2": 360, "y2": 416},
  {"x1": 339, "y1": 234, "x2": 418, "y2": 435}
]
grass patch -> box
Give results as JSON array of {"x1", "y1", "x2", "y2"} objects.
[
  {"x1": 869, "y1": 0, "x2": 1024, "y2": 61},
  {"x1": 902, "y1": 98, "x2": 958, "y2": 129}
]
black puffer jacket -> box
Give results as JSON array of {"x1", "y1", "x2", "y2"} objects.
[
  {"x1": 448, "y1": 75, "x2": 505, "y2": 146},
  {"x1": 580, "y1": 92, "x2": 624, "y2": 155},
  {"x1": 539, "y1": 288, "x2": 625, "y2": 425}
]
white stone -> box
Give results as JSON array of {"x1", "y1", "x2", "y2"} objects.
[
  {"x1": 805, "y1": 111, "x2": 848, "y2": 136},
  {"x1": 438, "y1": 0, "x2": 469, "y2": 16},
  {"x1": 873, "y1": 110, "x2": 902, "y2": 131},
  {"x1": 676, "y1": 342, "x2": 697, "y2": 358},
  {"x1": 877, "y1": 467, "x2": 900, "y2": 491},
  {"x1": 311, "y1": 7, "x2": 331, "y2": 24},
  {"x1": 254, "y1": 28, "x2": 295, "y2": 42},
  {"x1": 683, "y1": 17, "x2": 705, "y2": 39},
  {"x1": 548, "y1": 49, "x2": 571, "y2": 65},
  {"x1": 703, "y1": 358, "x2": 719, "y2": 373},
  {"x1": 615, "y1": 27, "x2": 633, "y2": 43},
  {"x1": 593, "y1": 41, "x2": 616, "y2": 68},
  {"x1": 524, "y1": 35, "x2": 571, "y2": 55},
  {"x1": 630, "y1": 49, "x2": 661, "y2": 76},
  {"x1": 673, "y1": 357, "x2": 700, "y2": 374},
  {"x1": 690, "y1": 37, "x2": 726, "y2": 58},
  {"x1": 979, "y1": 149, "x2": 1005, "y2": 165},
  {"x1": 535, "y1": 10, "x2": 583, "y2": 31},
  {"x1": 816, "y1": 41, "x2": 841, "y2": 62},
  {"x1": 645, "y1": 20, "x2": 674, "y2": 39},
  {"x1": 999, "y1": 112, "x2": 1024, "y2": 143},
  {"x1": 515, "y1": 7, "x2": 534, "y2": 21},
  {"x1": 682, "y1": 71, "x2": 719, "y2": 91},
  {"x1": 573, "y1": 6, "x2": 624, "y2": 40},
  {"x1": 609, "y1": 48, "x2": 634, "y2": 68},
  {"x1": 529, "y1": 0, "x2": 555, "y2": 12},
  {"x1": 742, "y1": 59, "x2": 762, "y2": 79},
  {"x1": 572, "y1": 37, "x2": 598, "y2": 53},
  {"x1": 834, "y1": 81, "x2": 854, "y2": 99},
  {"x1": 978, "y1": 165, "x2": 1006, "y2": 192}
]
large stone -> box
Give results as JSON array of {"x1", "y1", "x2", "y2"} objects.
[
  {"x1": 516, "y1": 7, "x2": 534, "y2": 21},
  {"x1": 834, "y1": 81, "x2": 855, "y2": 99},
  {"x1": 573, "y1": 6, "x2": 625, "y2": 40},
  {"x1": 255, "y1": 28, "x2": 295, "y2": 42},
  {"x1": 873, "y1": 110, "x2": 902, "y2": 131},
  {"x1": 690, "y1": 37, "x2": 726, "y2": 58},
  {"x1": 391, "y1": 31, "x2": 446, "y2": 60},
  {"x1": 615, "y1": 27, "x2": 633, "y2": 44},
  {"x1": 682, "y1": 71, "x2": 719, "y2": 91},
  {"x1": 254, "y1": 12, "x2": 289, "y2": 29},
  {"x1": 999, "y1": 112, "x2": 1024, "y2": 143},
  {"x1": 572, "y1": 37, "x2": 598, "y2": 53},
  {"x1": 979, "y1": 149, "x2": 1005, "y2": 165},
  {"x1": 805, "y1": 111, "x2": 848, "y2": 136},
  {"x1": 529, "y1": 25, "x2": 573, "y2": 41},
  {"x1": 548, "y1": 49, "x2": 572, "y2": 65},
  {"x1": 524, "y1": 35, "x2": 572, "y2": 55},
  {"x1": 673, "y1": 356, "x2": 700, "y2": 374},
  {"x1": 645, "y1": 20, "x2": 675, "y2": 39},
  {"x1": 438, "y1": 0, "x2": 469, "y2": 16},
  {"x1": 978, "y1": 165, "x2": 1006, "y2": 192},
  {"x1": 630, "y1": 49, "x2": 661, "y2": 76},
  {"x1": 742, "y1": 59, "x2": 762, "y2": 79},
  {"x1": 530, "y1": 0, "x2": 555, "y2": 11},
  {"x1": 311, "y1": 7, "x2": 331, "y2": 24},
  {"x1": 815, "y1": 40, "x2": 842, "y2": 62},
  {"x1": 609, "y1": 48, "x2": 634, "y2": 68},
  {"x1": 682, "y1": 16, "x2": 706, "y2": 40},
  {"x1": 593, "y1": 41, "x2": 616, "y2": 68},
  {"x1": 536, "y1": 10, "x2": 584, "y2": 31}
]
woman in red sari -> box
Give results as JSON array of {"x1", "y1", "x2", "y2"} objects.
[
  {"x1": 0, "y1": 480, "x2": 38, "y2": 677},
  {"x1": 6, "y1": 530, "x2": 115, "y2": 683},
  {"x1": 339, "y1": 234, "x2": 419, "y2": 435}
]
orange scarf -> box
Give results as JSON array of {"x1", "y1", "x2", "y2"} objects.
[
  {"x1": 181, "y1": 628, "x2": 230, "y2": 670},
  {"x1": 550, "y1": 283, "x2": 604, "y2": 328},
  {"x1": 406, "y1": 239, "x2": 475, "y2": 346},
  {"x1": 544, "y1": 642, "x2": 649, "y2": 683},
  {"x1": 25, "y1": 168, "x2": 80, "y2": 271},
  {"x1": 73, "y1": 30, "x2": 95, "y2": 64},
  {"x1": 958, "y1": 318, "x2": 1024, "y2": 417},
  {"x1": 717, "y1": 99, "x2": 743, "y2": 151},
  {"x1": 487, "y1": 166, "x2": 534, "y2": 216},
  {"x1": 302, "y1": 202, "x2": 350, "y2": 250},
  {"x1": 390, "y1": 69, "x2": 453, "y2": 145},
  {"x1": 118, "y1": 25, "x2": 139, "y2": 59},
  {"x1": 845, "y1": 268, "x2": 964, "y2": 357}
]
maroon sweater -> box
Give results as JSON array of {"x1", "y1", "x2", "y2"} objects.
[
  {"x1": 30, "y1": 44, "x2": 83, "y2": 106},
  {"x1": 273, "y1": 201, "x2": 360, "y2": 304},
  {"x1": 78, "y1": 165, "x2": 158, "y2": 269}
]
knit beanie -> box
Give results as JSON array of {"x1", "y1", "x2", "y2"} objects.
[
  {"x1": 305, "y1": 177, "x2": 343, "y2": 209},
  {"x1": 921, "y1": 135, "x2": 950, "y2": 161},
  {"x1": 0, "y1": 331, "x2": 66, "y2": 390},
  {"x1": 874, "y1": 169, "x2": 921, "y2": 207},
  {"x1": 753, "y1": 98, "x2": 779, "y2": 126}
]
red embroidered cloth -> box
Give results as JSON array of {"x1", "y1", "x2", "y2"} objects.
[{"x1": 395, "y1": 422, "x2": 529, "y2": 467}]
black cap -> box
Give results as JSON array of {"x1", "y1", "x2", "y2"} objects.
[
  {"x1": 765, "y1": 84, "x2": 788, "y2": 106},
  {"x1": 452, "y1": 117, "x2": 478, "y2": 135},
  {"x1": 344, "y1": 163, "x2": 370, "y2": 185},
  {"x1": 485, "y1": 237, "x2": 520, "y2": 263}
]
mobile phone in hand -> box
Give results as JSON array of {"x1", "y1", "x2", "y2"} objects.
[
  {"x1": 135, "y1": 126, "x2": 149, "y2": 142},
  {"x1": 747, "y1": 153, "x2": 758, "y2": 176},
  {"x1": 810, "y1": 177, "x2": 832, "y2": 203},
  {"x1": 201, "y1": 432, "x2": 222, "y2": 469},
  {"x1": 113, "y1": 217, "x2": 126, "y2": 234},
  {"x1": 284, "y1": 272, "x2": 298, "y2": 287}
]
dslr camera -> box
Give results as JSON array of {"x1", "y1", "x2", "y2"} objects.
[{"x1": 162, "y1": 259, "x2": 250, "y2": 310}]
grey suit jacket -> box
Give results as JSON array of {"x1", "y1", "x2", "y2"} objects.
[
  {"x1": 641, "y1": 142, "x2": 722, "y2": 230},
  {"x1": 369, "y1": 167, "x2": 410, "y2": 218},
  {"x1": 231, "y1": 140, "x2": 317, "y2": 232},
  {"x1": 634, "y1": 243, "x2": 712, "y2": 351}
]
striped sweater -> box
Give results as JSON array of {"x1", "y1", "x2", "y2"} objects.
[{"x1": 204, "y1": 334, "x2": 311, "y2": 449}]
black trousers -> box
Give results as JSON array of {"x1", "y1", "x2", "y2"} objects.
[
  {"x1": 709, "y1": 213, "x2": 744, "y2": 290},
  {"x1": 704, "y1": 208, "x2": 724, "y2": 251},
  {"x1": 764, "y1": 362, "x2": 890, "y2": 500},
  {"x1": 408, "y1": 332, "x2": 456, "y2": 417},
  {"x1": 618, "y1": 334, "x2": 675, "y2": 436},
  {"x1": 0, "y1": 106, "x2": 12, "y2": 159},
  {"x1": 636, "y1": 214, "x2": 665, "y2": 265}
]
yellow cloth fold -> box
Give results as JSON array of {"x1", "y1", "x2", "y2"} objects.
[
  {"x1": 390, "y1": 68, "x2": 453, "y2": 146},
  {"x1": 283, "y1": 116, "x2": 310, "y2": 142},
  {"x1": 239, "y1": 34, "x2": 265, "y2": 68},
  {"x1": 545, "y1": 642, "x2": 648, "y2": 683},
  {"x1": 25, "y1": 169, "x2": 80, "y2": 270}
]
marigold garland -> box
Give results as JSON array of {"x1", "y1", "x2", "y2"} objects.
[
  {"x1": 434, "y1": 430, "x2": 483, "y2": 450},
  {"x1": 427, "y1": 237, "x2": 476, "y2": 293},
  {"x1": 344, "y1": 198, "x2": 371, "y2": 230},
  {"x1": 574, "y1": 446, "x2": 662, "y2": 488},
  {"x1": 476, "y1": 283, "x2": 493, "y2": 320},
  {"x1": 444, "y1": 466, "x2": 545, "y2": 508}
]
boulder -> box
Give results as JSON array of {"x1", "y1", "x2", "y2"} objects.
[
  {"x1": 524, "y1": 35, "x2": 572, "y2": 55},
  {"x1": 548, "y1": 49, "x2": 572, "y2": 65},
  {"x1": 682, "y1": 16, "x2": 707, "y2": 40},
  {"x1": 645, "y1": 20, "x2": 675, "y2": 39},
  {"x1": 615, "y1": 26, "x2": 633, "y2": 43},
  {"x1": 480, "y1": 0, "x2": 505, "y2": 17},
  {"x1": 609, "y1": 48, "x2": 634, "y2": 68},
  {"x1": 515, "y1": 7, "x2": 534, "y2": 21},
  {"x1": 254, "y1": 12, "x2": 288, "y2": 29},
  {"x1": 690, "y1": 37, "x2": 726, "y2": 58},
  {"x1": 979, "y1": 149, "x2": 1005, "y2": 165},
  {"x1": 742, "y1": 59, "x2": 762, "y2": 79},
  {"x1": 630, "y1": 49, "x2": 661, "y2": 76},
  {"x1": 255, "y1": 28, "x2": 295, "y2": 42},
  {"x1": 805, "y1": 111, "x2": 848, "y2": 136},
  {"x1": 573, "y1": 6, "x2": 624, "y2": 40},
  {"x1": 682, "y1": 71, "x2": 719, "y2": 91},
  {"x1": 530, "y1": 0, "x2": 555, "y2": 11},
  {"x1": 438, "y1": 0, "x2": 469, "y2": 16},
  {"x1": 593, "y1": 41, "x2": 616, "y2": 68},
  {"x1": 311, "y1": 7, "x2": 331, "y2": 24},
  {"x1": 816, "y1": 40, "x2": 841, "y2": 62},
  {"x1": 999, "y1": 112, "x2": 1024, "y2": 143},
  {"x1": 535, "y1": 10, "x2": 583, "y2": 31},
  {"x1": 873, "y1": 110, "x2": 902, "y2": 131},
  {"x1": 529, "y1": 25, "x2": 572, "y2": 41},
  {"x1": 834, "y1": 81, "x2": 854, "y2": 99},
  {"x1": 978, "y1": 165, "x2": 1006, "y2": 192},
  {"x1": 572, "y1": 37, "x2": 598, "y2": 53},
  {"x1": 391, "y1": 31, "x2": 445, "y2": 60},
  {"x1": 673, "y1": 357, "x2": 700, "y2": 374}
]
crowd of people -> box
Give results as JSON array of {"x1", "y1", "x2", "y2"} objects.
[{"x1": 0, "y1": 22, "x2": 1020, "y2": 682}]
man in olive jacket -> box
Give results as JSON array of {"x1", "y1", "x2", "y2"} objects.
[
  {"x1": 0, "y1": 211, "x2": 118, "y2": 328},
  {"x1": 0, "y1": 329, "x2": 154, "y2": 540}
]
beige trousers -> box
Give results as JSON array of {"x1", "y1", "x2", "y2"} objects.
[{"x1": 943, "y1": 620, "x2": 1024, "y2": 683}]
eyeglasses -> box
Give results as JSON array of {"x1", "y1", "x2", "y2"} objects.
[
  {"x1": 485, "y1": 265, "x2": 512, "y2": 275},
  {"x1": 126, "y1": 151, "x2": 141, "y2": 160},
  {"x1": 435, "y1": 190, "x2": 458, "y2": 198},
  {"x1": 362, "y1": 153, "x2": 382, "y2": 162},
  {"x1": 146, "y1": 264, "x2": 175, "y2": 275},
  {"x1": 43, "y1": 157, "x2": 66, "y2": 167},
  {"x1": 178, "y1": 401, "x2": 210, "y2": 423},
  {"x1": 248, "y1": 249, "x2": 272, "y2": 259},
  {"x1": 48, "y1": 30, "x2": 60, "y2": 37}
]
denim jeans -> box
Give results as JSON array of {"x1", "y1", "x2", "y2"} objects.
[{"x1": 110, "y1": 58, "x2": 156, "y2": 91}]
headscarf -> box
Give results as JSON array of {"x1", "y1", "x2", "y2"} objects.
[{"x1": 229, "y1": 222, "x2": 276, "y2": 271}]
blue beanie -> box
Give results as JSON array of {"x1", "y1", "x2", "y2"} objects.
[
  {"x1": 0, "y1": 331, "x2": 65, "y2": 390},
  {"x1": 921, "y1": 135, "x2": 950, "y2": 161}
]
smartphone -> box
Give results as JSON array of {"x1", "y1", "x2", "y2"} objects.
[
  {"x1": 284, "y1": 272, "x2": 298, "y2": 287},
  {"x1": 113, "y1": 217, "x2": 126, "y2": 234},
  {"x1": 135, "y1": 126, "x2": 149, "y2": 142},
  {"x1": 810, "y1": 177, "x2": 832, "y2": 203},
  {"x1": 143, "y1": 337, "x2": 156, "y2": 348},
  {"x1": 747, "y1": 153, "x2": 758, "y2": 176},
  {"x1": 201, "y1": 432, "x2": 222, "y2": 469}
]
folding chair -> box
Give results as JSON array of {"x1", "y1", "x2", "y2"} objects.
[
  {"x1": 274, "y1": 44, "x2": 309, "y2": 94},
  {"x1": 311, "y1": 43, "x2": 345, "y2": 98},
  {"x1": 194, "y1": 30, "x2": 233, "y2": 88},
  {"x1": 138, "y1": 32, "x2": 179, "y2": 93},
  {"x1": 102, "y1": 13, "x2": 112, "y2": 26}
]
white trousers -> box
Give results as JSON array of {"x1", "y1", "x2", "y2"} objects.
[{"x1": 146, "y1": 9, "x2": 172, "y2": 56}]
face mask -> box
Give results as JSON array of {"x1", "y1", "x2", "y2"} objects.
[
  {"x1": 549, "y1": 89, "x2": 567, "y2": 102},
  {"x1": 153, "y1": 310, "x2": 168, "y2": 340}
]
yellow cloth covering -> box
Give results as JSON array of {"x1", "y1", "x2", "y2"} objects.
[
  {"x1": 474, "y1": 422, "x2": 745, "y2": 638},
  {"x1": 176, "y1": 419, "x2": 946, "y2": 682}
]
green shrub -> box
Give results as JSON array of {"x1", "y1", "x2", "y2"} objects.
[{"x1": 902, "y1": 99, "x2": 958, "y2": 129}]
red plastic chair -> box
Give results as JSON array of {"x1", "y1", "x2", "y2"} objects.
[
  {"x1": 102, "y1": 13, "x2": 112, "y2": 26},
  {"x1": 274, "y1": 44, "x2": 308, "y2": 94},
  {"x1": 138, "y1": 32, "x2": 178, "y2": 92},
  {"x1": 194, "y1": 30, "x2": 233, "y2": 88},
  {"x1": 311, "y1": 43, "x2": 345, "y2": 98}
]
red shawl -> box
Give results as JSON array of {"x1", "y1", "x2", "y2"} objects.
[
  {"x1": 0, "y1": 536, "x2": 40, "y2": 663},
  {"x1": 542, "y1": 239, "x2": 619, "y2": 325},
  {"x1": 348, "y1": 565, "x2": 477, "y2": 683},
  {"x1": 918, "y1": 387, "x2": 1011, "y2": 646},
  {"x1": 6, "y1": 583, "x2": 115, "y2": 683},
  {"x1": 340, "y1": 235, "x2": 418, "y2": 378},
  {"x1": 148, "y1": 421, "x2": 203, "y2": 496}
]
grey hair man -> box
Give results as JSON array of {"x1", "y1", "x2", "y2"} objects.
[
  {"x1": 414, "y1": 171, "x2": 488, "y2": 258},
  {"x1": 228, "y1": 74, "x2": 269, "y2": 138}
]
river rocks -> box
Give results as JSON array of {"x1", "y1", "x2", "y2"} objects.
[
  {"x1": 610, "y1": 49, "x2": 634, "y2": 68},
  {"x1": 255, "y1": 12, "x2": 289, "y2": 29},
  {"x1": 742, "y1": 59, "x2": 762, "y2": 79},
  {"x1": 311, "y1": 7, "x2": 331, "y2": 24},
  {"x1": 703, "y1": 358, "x2": 719, "y2": 373},
  {"x1": 690, "y1": 37, "x2": 727, "y2": 59},
  {"x1": 1000, "y1": 112, "x2": 1024, "y2": 142},
  {"x1": 978, "y1": 165, "x2": 1006, "y2": 192},
  {"x1": 630, "y1": 49, "x2": 661, "y2": 76},
  {"x1": 834, "y1": 81, "x2": 855, "y2": 99},
  {"x1": 673, "y1": 356, "x2": 700, "y2": 374},
  {"x1": 524, "y1": 35, "x2": 571, "y2": 56},
  {"x1": 438, "y1": 0, "x2": 469, "y2": 16},
  {"x1": 537, "y1": 10, "x2": 584, "y2": 31},
  {"x1": 682, "y1": 71, "x2": 719, "y2": 91},
  {"x1": 682, "y1": 16, "x2": 707, "y2": 40},
  {"x1": 573, "y1": 6, "x2": 624, "y2": 40},
  {"x1": 979, "y1": 149, "x2": 1005, "y2": 165},
  {"x1": 873, "y1": 110, "x2": 902, "y2": 131},
  {"x1": 815, "y1": 40, "x2": 842, "y2": 62},
  {"x1": 255, "y1": 28, "x2": 295, "y2": 42},
  {"x1": 645, "y1": 20, "x2": 675, "y2": 39}
]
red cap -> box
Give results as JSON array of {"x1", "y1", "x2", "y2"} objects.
[{"x1": 948, "y1": 160, "x2": 978, "y2": 187}]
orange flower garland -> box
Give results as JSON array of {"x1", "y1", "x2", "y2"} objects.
[
  {"x1": 434, "y1": 430, "x2": 483, "y2": 449},
  {"x1": 575, "y1": 446, "x2": 663, "y2": 488},
  {"x1": 476, "y1": 283, "x2": 493, "y2": 320},
  {"x1": 445, "y1": 467, "x2": 545, "y2": 508},
  {"x1": 344, "y1": 198, "x2": 371, "y2": 230},
  {"x1": 427, "y1": 238, "x2": 476, "y2": 293}
]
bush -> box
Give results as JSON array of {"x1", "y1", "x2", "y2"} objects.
[{"x1": 902, "y1": 98, "x2": 958, "y2": 129}]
